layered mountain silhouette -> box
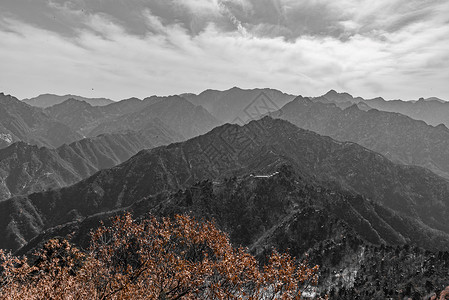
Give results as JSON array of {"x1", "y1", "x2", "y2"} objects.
[
  {"x1": 319, "y1": 89, "x2": 449, "y2": 128},
  {"x1": 44, "y1": 97, "x2": 154, "y2": 135},
  {"x1": 271, "y1": 96, "x2": 449, "y2": 179},
  {"x1": 183, "y1": 87, "x2": 295, "y2": 123},
  {"x1": 313, "y1": 89, "x2": 365, "y2": 104},
  {"x1": 23, "y1": 94, "x2": 114, "y2": 108},
  {"x1": 0, "y1": 93, "x2": 82, "y2": 149},
  {"x1": 3, "y1": 117, "x2": 449, "y2": 253},
  {"x1": 88, "y1": 96, "x2": 220, "y2": 139},
  {"x1": 365, "y1": 96, "x2": 449, "y2": 128},
  {"x1": 45, "y1": 96, "x2": 220, "y2": 140},
  {"x1": 312, "y1": 90, "x2": 371, "y2": 110},
  {"x1": 0, "y1": 128, "x2": 177, "y2": 201}
]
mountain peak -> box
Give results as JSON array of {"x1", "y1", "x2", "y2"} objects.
[
  {"x1": 293, "y1": 95, "x2": 312, "y2": 103},
  {"x1": 369, "y1": 97, "x2": 385, "y2": 102},
  {"x1": 325, "y1": 89, "x2": 338, "y2": 96},
  {"x1": 0, "y1": 93, "x2": 21, "y2": 105},
  {"x1": 344, "y1": 103, "x2": 361, "y2": 112},
  {"x1": 122, "y1": 97, "x2": 141, "y2": 102},
  {"x1": 67, "y1": 97, "x2": 89, "y2": 104},
  {"x1": 435, "y1": 123, "x2": 448, "y2": 130},
  {"x1": 322, "y1": 90, "x2": 357, "y2": 104},
  {"x1": 53, "y1": 98, "x2": 93, "y2": 109},
  {"x1": 229, "y1": 86, "x2": 242, "y2": 91},
  {"x1": 23, "y1": 94, "x2": 113, "y2": 108},
  {"x1": 35, "y1": 93, "x2": 54, "y2": 97},
  {"x1": 424, "y1": 97, "x2": 446, "y2": 103}
]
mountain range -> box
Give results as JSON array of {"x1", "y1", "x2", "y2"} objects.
[
  {"x1": 22, "y1": 94, "x2": 114, "y2": 108},
  {"x1": 44, "y1": 95, "x2": 220, "y2": 140},
  {"x1": 0, "y1": 127, "x2": 178, "y2": 201},
  {"x1": 1, "y1": 92, "x2": 219, "y2": 151},
  {"x1": 182, "y1": 87, "x2": 295, "y2": 123},
  {"x1": 4, "y1": 117, "x2": 449, "y2": 299},
  {"x1": 87, "y1": 95, "x2": 220, "y2": 139},
  {"x1": 271, "y1": 95, "x2": 449, "y2": 179},
  {"x1": 0, "y1": 93, "x2": 82, "y2": 149},
  {"x1": 318, "y1": 89, "x2": 449, "y2": 127},
  {"x1": 3, "y1": 88, "x2": 449, "y2": 298},
  {"x1": 365, "y1": 97, "x2": 449, "y2": 128}
]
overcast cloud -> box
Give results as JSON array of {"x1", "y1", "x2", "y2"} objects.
[{"x1": 0, "y1": 0, "x2": 448, "y2": 100}]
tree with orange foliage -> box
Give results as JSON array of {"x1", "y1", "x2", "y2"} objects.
[
  {"x1": 430, "y1": 286, "x2": 449, "y2": 300},
  {"x1": 0, "y1": 213, "x2": 319, "y2": 299}
]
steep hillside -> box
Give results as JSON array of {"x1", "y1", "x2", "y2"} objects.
[
  {"x1": 0, "y1": 129, "x2": 177, "y2": 201},
  {"x1": 14, "y1": 167, "x2": 449, "y2": 299},
  {"x1": 272, "y1": 96, "x2": 449, "y2": 179},
  {"x1": 23, "y1": 94, "x2": 114, "y2": 108},
  {"x1": 0, "y1": 93, "x2": 82, "y2": 148},
  {"x1": 183, "y1": 87, "x2": 295, "y2": 123},
  {"x1": 3, "y1": 117, "x2": 449, "y2": 252}
]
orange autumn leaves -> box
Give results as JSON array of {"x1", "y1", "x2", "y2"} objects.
[{"x1": 0, "y1": 213, "x2": 319, "y2": 299}]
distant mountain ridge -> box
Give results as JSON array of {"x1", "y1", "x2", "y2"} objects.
[
  {"x1": 88, "y1": 95, "x2": 220, "y2": 139},
  {"x1": 182, "y1": 87, "x2": 295, "y2": 123},
  {"x1": 272, "y1": 96, "x2": 449, "y2": 179},
  {"x1": 317, "y1": 90, "x2": 449, "y2": 127},
  {"x1": 22, "y1": 94, "x2": 114, "y2": 108},
  {"x1": 423, "y1": 96, "x2": 446, "y2": 103},
  {"x1": 0, "y1": 93, "x2": 82, "y2": 149},
  {"x1": 45, "y1": 95, "x2": 220, "y2": 140},
  {"x1": 365, "y1": 96, "x2": 449, "y2": 127}
]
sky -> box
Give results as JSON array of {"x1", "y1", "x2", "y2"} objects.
[{"x1": 0, "y1": 0, "x2": 448, "y2": 101}]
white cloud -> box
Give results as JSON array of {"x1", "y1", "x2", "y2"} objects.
[
  {"x1": 0, "y1": 0, "x2": 448, "y2": 100},
  {"x1": 173, "y1": 0, "x2": 222, "y2": 15}
]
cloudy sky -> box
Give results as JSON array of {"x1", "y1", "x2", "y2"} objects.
[{"x1": 1, "y1": 0, "x2": 448, "y2": 100}]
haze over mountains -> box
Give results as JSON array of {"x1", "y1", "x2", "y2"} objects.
[
  {"x1": 271, "y1": 95, "x2": 449, "y2": 179},
  {"x1": 365, "y1": 97, "x2": 449, "y2": 127},
  {"x1": 23, "y1": 94, "x2": 114, "y2": 108},
  {"x1": 0, "y1": 91, "x2": 217, "y2": 202},
  {"x1": 44, "y1": 95, "x2": 219, "y2": 140},
  {"x1": 87, "y1": 96, "x2": 220, "y2": 140},
  {"x1": 183, "y1": 87, "x2": 295, "y2": 123},
  {"x1": 2, "y1": 87, "x2": 449, "y2": 298},
  {"x1": 0, "y1": 93, "x2": 82, "y2": 149},
  {"x1": 0, "y1": 129, "x2": 178, "y2": 201},
  {"x1": 1, "y1": 92, "x2": 218, "y2": 149},
  {"x1": 317, "y1": 89, "x2": 449, "y2": 127}
]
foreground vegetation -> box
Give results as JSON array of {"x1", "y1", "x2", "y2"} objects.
[{"x1": 0, "y1": 213, "x2": 319, "y2": 299}]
